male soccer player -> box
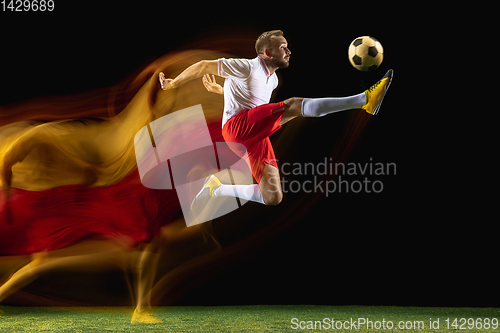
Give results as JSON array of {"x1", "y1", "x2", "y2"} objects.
[{"x1": 159, "y1": 30, "x2": 393, "y2": 210}]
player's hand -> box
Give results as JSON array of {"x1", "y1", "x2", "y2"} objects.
[
  {"x1": 202, "y1": 74, "x2": 223, "y2": 95},
  {"x1": 159, "y1": 72, "x2": 174, "y2": 90}
]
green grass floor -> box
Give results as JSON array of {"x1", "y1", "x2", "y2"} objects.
[{"x1": 0, "y1": 305, "x2": 499, "y2": 332}]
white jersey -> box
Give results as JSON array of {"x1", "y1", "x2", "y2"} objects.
[{"x1": 218, "y1": 56, "x2": 279, "y2": 128}]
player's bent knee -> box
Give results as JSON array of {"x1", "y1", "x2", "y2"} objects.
[
  {"x1": 283, "y1": 97, "x2": 302, "y2": 107},
  {"x1": 262, "y1": 191, "x2": 283, "y2": 206},
  {"x1": 283, "y1": 97, "x2": 304, "y2": 117}
]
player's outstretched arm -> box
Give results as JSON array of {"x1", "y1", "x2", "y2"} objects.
[
  {"x1": 202, "y1": 74, "x2": 223, "y2": 95},
  {"x1": 159, "y1": 60, "x2": 218, "y2": 91}
]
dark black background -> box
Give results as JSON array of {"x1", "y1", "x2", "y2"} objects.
[{"x1": 1, "y1": 3, "x2": 493, "y2": 307}]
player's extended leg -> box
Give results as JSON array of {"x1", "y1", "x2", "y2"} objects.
[{"x1": 279, "y1": 69, "x2": 394, "y2": 125}]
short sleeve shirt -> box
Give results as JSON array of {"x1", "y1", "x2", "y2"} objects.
[{"x1": 218, "y1": 56, "x2": 279, "y2": 127}]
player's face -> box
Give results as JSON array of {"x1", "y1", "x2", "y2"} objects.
[{"x1": 268, "y1": 36, "x2": 291, "y2": 69}]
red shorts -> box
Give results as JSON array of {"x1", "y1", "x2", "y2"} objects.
[{"x1": 222, "y1": 102, "x2": 285, "y2": 183}]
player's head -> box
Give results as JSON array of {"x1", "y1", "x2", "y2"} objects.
[{"x1": 255, "y1": 30, "x2": 291, "y2": 69}]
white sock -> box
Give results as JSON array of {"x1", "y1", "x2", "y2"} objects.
[
  {"x1": 214, "y1": 184, "x2": 265, "y2": 205},
  {"x1": 301, "y1": 92, "x2": 367, "y2": 117}
]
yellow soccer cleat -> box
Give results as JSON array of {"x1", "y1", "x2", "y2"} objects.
[
  {"x1": 362, "y1": 69, "x2": 393, "y2": 115},
  {"x1": 190, "y1": 175, "x2": 222, "y2": 212}
]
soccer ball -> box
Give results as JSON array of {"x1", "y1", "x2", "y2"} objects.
[{"x1": 348, "y1": 36, "x2": 384, "y2": 71}]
